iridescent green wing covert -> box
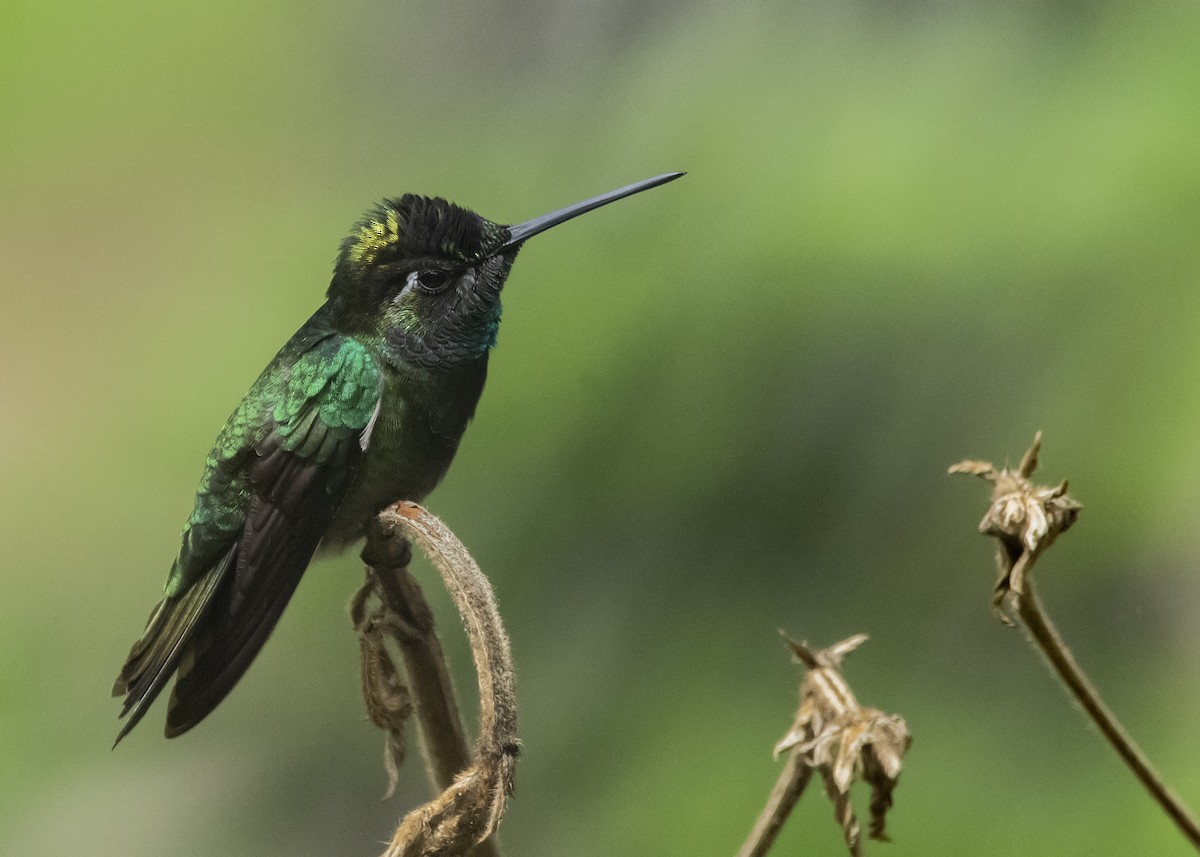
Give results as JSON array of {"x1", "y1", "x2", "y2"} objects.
[{"x1": 113, "y1": 329, "x2": 381, "y2": 741}]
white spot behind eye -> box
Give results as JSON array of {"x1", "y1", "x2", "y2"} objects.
[{"x1": 391, "y1": 270, "x2": 422, "y2": 308}]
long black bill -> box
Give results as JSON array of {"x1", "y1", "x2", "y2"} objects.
[{"x1": 499, "y1": 171, "x2": 685, "y2": 250}]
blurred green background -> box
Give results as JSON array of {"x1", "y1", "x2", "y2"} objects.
[{"x1": 4, "y1": 1, "x2": 1200, "y2": 854}]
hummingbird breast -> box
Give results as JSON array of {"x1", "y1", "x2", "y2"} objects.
[{"x1": 319, "y1": 353, "x2": 488, "y2": 550}]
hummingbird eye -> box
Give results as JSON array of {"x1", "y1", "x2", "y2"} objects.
[{"x1": 411, "y1": 269, "x2": 452, "y2": 294}]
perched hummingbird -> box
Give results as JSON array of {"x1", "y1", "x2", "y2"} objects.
[{"x1": 113, "y1": 172, "x2": 683, "y2": 744}]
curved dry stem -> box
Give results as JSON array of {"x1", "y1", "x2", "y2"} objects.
[{"x1": 372, "y1": 502, "x2": 519, "y2": 857}]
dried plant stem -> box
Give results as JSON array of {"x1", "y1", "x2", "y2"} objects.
[
  {"x1": 369, "y1": 502, "x2": 518, "y2": 857},
  {"x1": 955, "y1": 435, "x2": 1200, "y2": 850},
  {"x1": 735, "y1": 749, "x2": 814, "y2": 857},
  {"x1": 1011, "y1": 561, "x2": 1200, "y2": 850},
  {"x1": 362, "y1": 531, "x2": 474, "y2": 791}
]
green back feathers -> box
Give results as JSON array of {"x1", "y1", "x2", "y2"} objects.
[
  {"x1": 167, "y1": 333, "x2": 380, "y2": 598},
  {"x1": 275, "y1": 337, "x2": 379, "y2": 439}
]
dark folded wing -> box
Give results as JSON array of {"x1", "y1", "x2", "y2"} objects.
[{"x1": 113, "y1": 334, "x2": 381, "y2": 741}]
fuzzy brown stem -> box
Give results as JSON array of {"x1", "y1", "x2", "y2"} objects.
[
  {"x1": 1013, "y1": 575, "x2": 1200, "y2": 850},
  {"x1": 373, "y1": 502, "x2": 518, "y2": 857},
  {"x1": 365, "y1": 542, "x2": 474, "y2": 791},
  {"x1": 382, "y1": 506, "x2": 517, "y2": 757},
  {"x1": 735, "y1": 749, "x2": 814, "y2": 857}
]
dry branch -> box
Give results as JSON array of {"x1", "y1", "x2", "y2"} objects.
[
  {"x1": 952, "y1": 433, "x2": 1200, "y2": 851},
  {"x1": 358, "y1": 503, "x2": 518, "y2": 857}
]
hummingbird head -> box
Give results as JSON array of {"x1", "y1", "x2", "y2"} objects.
[
  {"x1": 330, "y1": 195, "x2": 516, "y2": 367},
  {"x1": 328, "y1": 172, "x2": 685, "y2": 368}
]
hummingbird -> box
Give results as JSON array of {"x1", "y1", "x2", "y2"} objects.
[{"x1": 112, "y1": 172, "x2": 684, "y2": 744}]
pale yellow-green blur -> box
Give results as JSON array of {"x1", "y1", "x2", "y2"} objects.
[{"x1": 3, "y1": 2, "x2": 1200, "y2": 855}]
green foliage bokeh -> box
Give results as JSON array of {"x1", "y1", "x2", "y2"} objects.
[{"x1": 3, "y1": 2, "x2": 1200, "y2": 854}]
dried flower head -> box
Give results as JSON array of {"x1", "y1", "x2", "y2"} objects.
[
  {"x1": 949, "y1": 436, "x2": 1200, "y2": 848},
  {"x1": 775, "y1": 634, "x2": 912, "y2": 854},
  {"x1": 950, "y1": 432, "x2": 1080, "y2": 614}
]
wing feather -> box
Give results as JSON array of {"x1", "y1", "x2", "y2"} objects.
[
  {"x1": 113, "y1": 332, "x2": 381, "y2": 741},
  {"x1": 111, "y1": 544, "x2": 237, "y2": 745}
]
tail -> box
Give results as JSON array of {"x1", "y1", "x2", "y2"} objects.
[
  {"x1": 113, "y1": 486, "x2": 332, "y2": 743},
  {"x1": 159, "y1": 497, "x2": 326, "y2": 738},
  {"x1": 112, "y1": 545, "x2": 237, "y2": 746}
]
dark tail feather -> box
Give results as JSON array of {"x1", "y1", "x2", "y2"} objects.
[
  {"x1": 162, "y1": 497, "x2": 325, "y2": 737},
  {"x1": 112, "y1": 545, "x2": 237, "y2": 746},
  {"x1": 116, "y1": 434, "x2": 353, "y2": 741}
]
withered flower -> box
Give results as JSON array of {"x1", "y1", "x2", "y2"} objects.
[
  {"x1": 951, "y1": 436, "x2": 1200, "y2": 848},
  {"x1": 776, "y1": 635, "x2": 912, "y2": 854},
  {"x1": 950, "y1": 432, "x2": 1080, "y2": 612}
]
